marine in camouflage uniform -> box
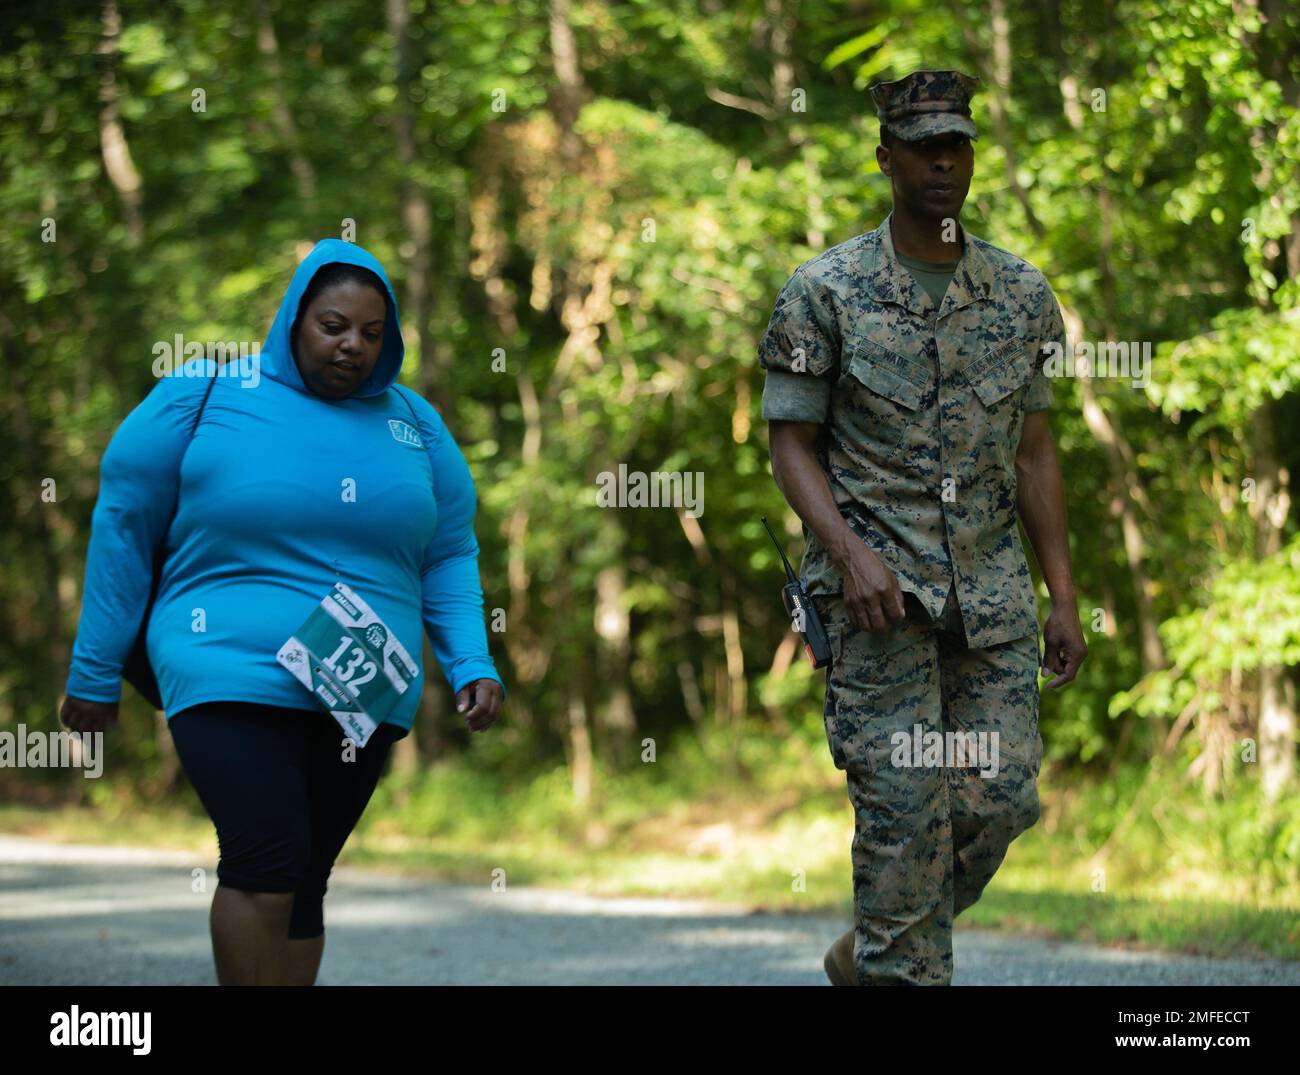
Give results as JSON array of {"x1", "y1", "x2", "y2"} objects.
[{"x1": 758, "y1": 70, "x2": 1069, "y2": 985}]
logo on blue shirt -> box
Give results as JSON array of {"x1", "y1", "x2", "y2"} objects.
[{"x1": 388, "y1": 419, "x2": 423, "y2": 447}]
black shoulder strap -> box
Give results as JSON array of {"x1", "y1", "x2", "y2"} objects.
[
  {"x1": 190, "y1": 366, "x2": 218, "y2": 435},
  {"x1": 390, "y1": 383, "x2": 421, "y2": 425},
  {"x1": 155, "y1": 366, "x2": 217, "y2": 563}
]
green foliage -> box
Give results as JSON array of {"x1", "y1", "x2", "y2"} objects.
[
  {"x1": 1150, "y1": 307, "x2": 1300, "y2": 430},
  {"x1": 1114, "y1": 535, "x2": 1300, "y2": 721}
]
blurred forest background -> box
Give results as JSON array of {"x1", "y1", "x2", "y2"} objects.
[{"x1": 3, "y1": 0, "x2": 1299, "y2": 954}]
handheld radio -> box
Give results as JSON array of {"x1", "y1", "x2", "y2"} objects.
[{"x1": 761, "y1": 515, "x2": 833, "y2": 669}]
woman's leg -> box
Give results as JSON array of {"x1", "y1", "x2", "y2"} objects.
[
  {"x1": 283, "y1": 720, "x2": 405, "y2": 984},
  {"x1": 282, "y1": 934, "x2": 326, "y2": 986},
  {"x1": 168, "y1": 703, "x2": 315, "y2": 986},
  {"x1": 211, "y1": 887, "x2": 296, "y2": 985}
]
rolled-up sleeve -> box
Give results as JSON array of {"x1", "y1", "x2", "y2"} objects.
[
  {"x1": 408, "y1": 394, "x2": 506, "y2": 702},
  {"x1": 757, "y1": 268, "x2": 840, "y2": 423}
]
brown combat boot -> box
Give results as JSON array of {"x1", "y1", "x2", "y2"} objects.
[{"x1": 823, "y1": 927, "x2": 857, "y2": 986}]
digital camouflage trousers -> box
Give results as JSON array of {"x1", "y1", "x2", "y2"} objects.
[{"x1": 812, "y1": 584, "x2": 1043, "y2": 986}]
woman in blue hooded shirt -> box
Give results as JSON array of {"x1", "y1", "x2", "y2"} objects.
[{"x1": 61, "y1": 239, "x2": 506, "y2": 985}]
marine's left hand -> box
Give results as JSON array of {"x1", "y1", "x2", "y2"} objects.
[
  {"x1": 1040, "y1": 604, "x2": 1088, "y2": 689},
  {"x1": 457, "y1": 678, "x2": 503, "y2": 732}
]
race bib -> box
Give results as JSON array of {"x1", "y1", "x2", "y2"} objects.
[{"x1": 277, "y1": 582, "x2": 419, "y2": 748}]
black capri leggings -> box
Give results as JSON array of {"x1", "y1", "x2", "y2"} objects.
[{"x1": 168, "y1": 700, "x2": 407, "y2": 939}]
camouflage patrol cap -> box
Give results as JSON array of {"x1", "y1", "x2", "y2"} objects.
[{"x1": 869, "y1": 69, "x2": 980, "y2": 142}]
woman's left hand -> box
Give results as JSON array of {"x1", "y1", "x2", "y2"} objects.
[{"x1": 456, "y1": 679, "x2": 503, "y2": 733}]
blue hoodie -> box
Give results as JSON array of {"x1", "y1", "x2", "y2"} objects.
[{"x1": 66, "y1": 239, "x2": 505, "y2": 730}]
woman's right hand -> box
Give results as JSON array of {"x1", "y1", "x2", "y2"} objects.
[{"x1": 60, "y1": 695, "x2": 120, "y2": 735}]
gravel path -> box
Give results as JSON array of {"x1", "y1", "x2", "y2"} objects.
[{"x1": 2, "y1": 834, "x2": 1296, "y2": 985}]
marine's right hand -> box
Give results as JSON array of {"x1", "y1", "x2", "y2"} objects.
[
  {"x1": 840, "y1": 543, "x2": 907, "y2": 633},
  {"x1": 60, "y1": 695, "x2": 120, "y2": 735}
]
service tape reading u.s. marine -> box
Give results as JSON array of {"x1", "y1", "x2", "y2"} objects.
[{"x1": 277, "y1": 582, "x2": 419, "y2": 747}]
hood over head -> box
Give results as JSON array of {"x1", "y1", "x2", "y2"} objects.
[{"x1": 259, "y1": 238, "x2": 404, "y2": 398}]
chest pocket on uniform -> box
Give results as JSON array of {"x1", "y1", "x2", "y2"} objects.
[
  {"x1": 839, "y1": 337, "x2": 927, "y2": 454},
  {"x1": 964, "y1": 338, "x2": 1031, "y2": 408}
]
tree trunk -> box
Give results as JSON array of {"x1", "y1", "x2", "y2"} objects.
[
  {"x1": 567, "y1": 682, "x2": 593, "y2": 811},
  {"x1": 255, "y1": 0, "x2": 316, "y2": 206},
  {"x1": 594, "y1": 554, "x2": 636, "y2": 762},
  {"x1": 387, "y1": 0, "x2": 441, "y2": 412},
  {"x1": 1252, "y1": 398, "x2": 1296, "y2": 799},
  {"x1": 1047, "y1": 8, "x2": 1168, "y2": 688},
  {"x1": 97, "y1": 0, "x2": 143, "y2": 244}
]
